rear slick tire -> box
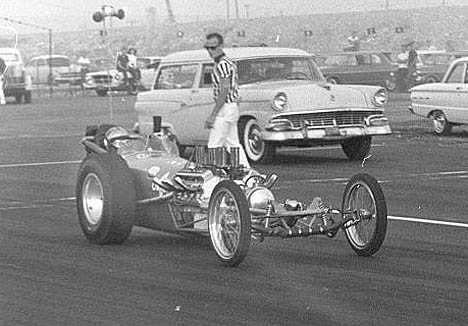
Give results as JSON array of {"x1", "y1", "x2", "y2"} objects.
[{"x1": 76, "y1": 152, "x2": 135, "y2": 244}]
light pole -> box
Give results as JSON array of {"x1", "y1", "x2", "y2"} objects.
[
  {"x1": 226, "y1": 0, "x2": 230, "y2": 20},
  {"x1": 92, "y1": 5, "x2": 125, "y2": 121},
  {"x1": 92, "y1": 5, "x2": 125, "y2": 33}
]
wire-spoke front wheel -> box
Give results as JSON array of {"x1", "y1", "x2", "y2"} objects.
[
  {"x1": 342, "y1": 173, "x2": 387, "y2": 256},
  {"x1": 208, "y1": 180, "x2": 251, "y2": 266}
]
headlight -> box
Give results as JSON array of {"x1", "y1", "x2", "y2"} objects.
[
  {"x1": 371, "y1": 88, "x2": 387, "y2": 107},
  {"x1": 272, "y1": 92, "x2": 287, "y2": 111}
]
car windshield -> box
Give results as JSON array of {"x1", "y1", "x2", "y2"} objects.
[
  {"x1": 419, "y1": 54, "x2": 454, "y2": 66},
  {"x1": 237, "y1": 56, "x2": 325, "y2": 85},
  {"x1": 46, "y1": 57, "x2": 70, "y2": 67}
]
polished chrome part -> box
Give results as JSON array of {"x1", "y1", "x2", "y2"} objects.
[
  {"x1": 82, "y1": 173, "x2": 104, "y2": 227},
  {"x1": 263, "y1": 173, "x2": 278, "y2": 189},
  {"x1": 209, "y1": 188, "x2": 242, "y2": 259},
  {"x1": 247, "y1": 187, "x2": 275, "y2": 210},
  {"x1": 272, "y1": 92, "x2": 288, "y2": 111},
  {"x1": 343, "y1": 182, "x2": 377, "y2": 248},
  {"x1": 432, "y1": 111, "x2": 448, "y2": 134},
  {"x1": 371, "y1": 88, "x2": 388, "y2": 107}
]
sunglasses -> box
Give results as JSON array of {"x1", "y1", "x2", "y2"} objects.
[{"x1": 204, "y1": 46, "x2": 218, "y2": 51}]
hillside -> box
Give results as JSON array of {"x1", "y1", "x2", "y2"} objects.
[{"x1": 14, "y1": 5, "x2": 468, "y2": 61}]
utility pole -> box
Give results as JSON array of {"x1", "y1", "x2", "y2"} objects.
[
  {"x1": 165, "y1": 0, "x2": 176, "y2": 23},
  {"x1": 226, "y1": 0, "x2": 230, "y2": 20},
  {"x1": 234, "y1": 0, "x2": 239, "y2": 19},
  {"x1": 244, "y1": 4, "x2": 250, "y2": 19}
]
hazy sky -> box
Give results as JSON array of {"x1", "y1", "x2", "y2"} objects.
[{"x1": 1, "y1": 0, "x2": 466, "y2": 32}]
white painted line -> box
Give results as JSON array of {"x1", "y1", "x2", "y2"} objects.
[
  {"x1": 0, "y1": 204, "x2": 58, "y2": 211},
  {"x1": 438, "y1": 171, "x2": 468, "y2": 175},
  {"x1": 0, "y1": 161, "x2": 81, "y2": 169},
  {"x1": 0, "y1": 197, "x2": 76, "y2": 211},
  {"x1": 0, "y1": 134, "x2": 82, "y2": 140},
  {"x1": 389, "y1": 215, "x2": 468, "y2": 228},
  {"x1": 278, "y1": 170, "x2": 468, "y2": 186},
  {"x1": 1, "y1": 198, "x2": 467, "y2": 229}
]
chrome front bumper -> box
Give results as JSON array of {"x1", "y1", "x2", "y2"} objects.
[{"x1": 263, "y1": 114, "x2": 392, "y2": 142}]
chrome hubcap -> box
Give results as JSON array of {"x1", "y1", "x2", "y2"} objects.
[
  {"x1": 248, "y1": 125, "x2": 264, "y2": 156},
  {"x1": 345, "y1": 182, "x2": 377, "y2": 248},
  {"x1": 82, "y1": 173, "x2": 104, "y2": 226},
  {"x1": 433, "y1": 113, "x2": 446, "y2": 133}
]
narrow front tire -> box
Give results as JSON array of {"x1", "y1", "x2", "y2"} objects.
[{"x1": 342, "y1": 173, "x2": 387, "y2": 256}]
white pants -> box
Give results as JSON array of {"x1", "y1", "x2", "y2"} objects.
[
  {"x1": 208, "y1": 102, "x2": 250, "y2": 168},
  {"x1": 0, "y1": 77, "x2": 5, "y2": 105}
]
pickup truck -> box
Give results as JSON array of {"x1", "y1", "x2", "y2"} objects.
[{"x1": 0, "y1": 47, "x2": 32, "y2": 103}]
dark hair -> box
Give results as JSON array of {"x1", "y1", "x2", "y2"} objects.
[{"x1": 206, "y1": 32, "x2": 224, "y2": 46}]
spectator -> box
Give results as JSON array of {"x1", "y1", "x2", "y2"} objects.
[
  {"x1": 127, "y1": 48, "x2": 141, "y2": 81},
  {"x1": 424, "y1": 39, "x2": 437, "y2": 51},
  {"x1": 345, "y1": 31, "x2": 361, "y2": 52},
  {"x1": 0, "y1": 57, "x2": 6, "y2": 105},
  {"x1": 116, "y1": 47, "x2": 129, "y2": 83}
]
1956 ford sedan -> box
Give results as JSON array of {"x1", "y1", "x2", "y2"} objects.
[{"x1": 135, "y1": 47, "x2": 392, "y2": 163}]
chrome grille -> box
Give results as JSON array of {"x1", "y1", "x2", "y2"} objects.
[{"x1": 280, "y1": 110, "x2": 383, "y2": 128}]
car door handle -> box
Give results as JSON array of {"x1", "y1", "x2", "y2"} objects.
[
  {"x1": 456, "y1": 87, "x2": 463, "y2": 90},
  {"x1": 180, "y1": 101, "x2": 188, "y2": 107}
]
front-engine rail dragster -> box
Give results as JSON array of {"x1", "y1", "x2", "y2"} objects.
[{"x1": 76, "y1": 123, "x2": 388, "y2": 266}]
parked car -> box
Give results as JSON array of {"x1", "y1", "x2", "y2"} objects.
[
  {"x1": 134, "y1": 47, "x2": 392, "y2": 163},
  {"x1": 316, "y1": 51, "x2": 397, "y2": 91},
  {"x1": 0, "y1": 47, "x2": 32, "y2": 103},
  {"x1": 83, "y1": 56, "x2": 161, "y2": 96},
  {"x1": 409, "y1": 56, "x2": 468, "y2": 135},
  {"x1": 26, "y1": 54, "x2": 82, "y2": 85}
]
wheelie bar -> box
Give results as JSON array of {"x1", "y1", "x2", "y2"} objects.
[{"x1": 252, "y1": 216, "x2": 354, "y2": 238}]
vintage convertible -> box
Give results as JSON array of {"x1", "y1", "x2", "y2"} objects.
[{"x1": 76, "y1": 121, "x2": 388, "y2": 266}]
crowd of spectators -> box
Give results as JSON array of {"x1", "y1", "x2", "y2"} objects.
[{"x1": 12, "y1": 5, "x2": 468, "y2": 66}]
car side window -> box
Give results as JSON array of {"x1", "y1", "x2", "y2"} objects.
[
  {"x1": 325, "y1": 55, "x2": 347, "y2": 66},
  {"x1": 355, "y1": 54, "x2": 368, "y2": 65},
  {"x1": 154, "y1": 64, "x2": 198, "y2": 90},
  {"x1": 446, "y1": 63, "x2": 465, "y2": 83},
  {"x1": 200, "y1": 64, "x2": 214, "y2": 88},
  {"x1": 348, "y1": 55, "x2": 358, "y2": 66}
]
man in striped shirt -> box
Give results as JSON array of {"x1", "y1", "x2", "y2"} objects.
[{"x1": 204, "y1": 32, "x2": 250, "y2": 168}]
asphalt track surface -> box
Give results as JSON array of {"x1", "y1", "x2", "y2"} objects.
[{"x1": 0, "y1": 93, "x2": 467, "y2": 326}]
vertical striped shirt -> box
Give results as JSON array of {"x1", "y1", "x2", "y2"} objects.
[{"x1": 212, "y1": 55, "x2": 239, "y2": 103}]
